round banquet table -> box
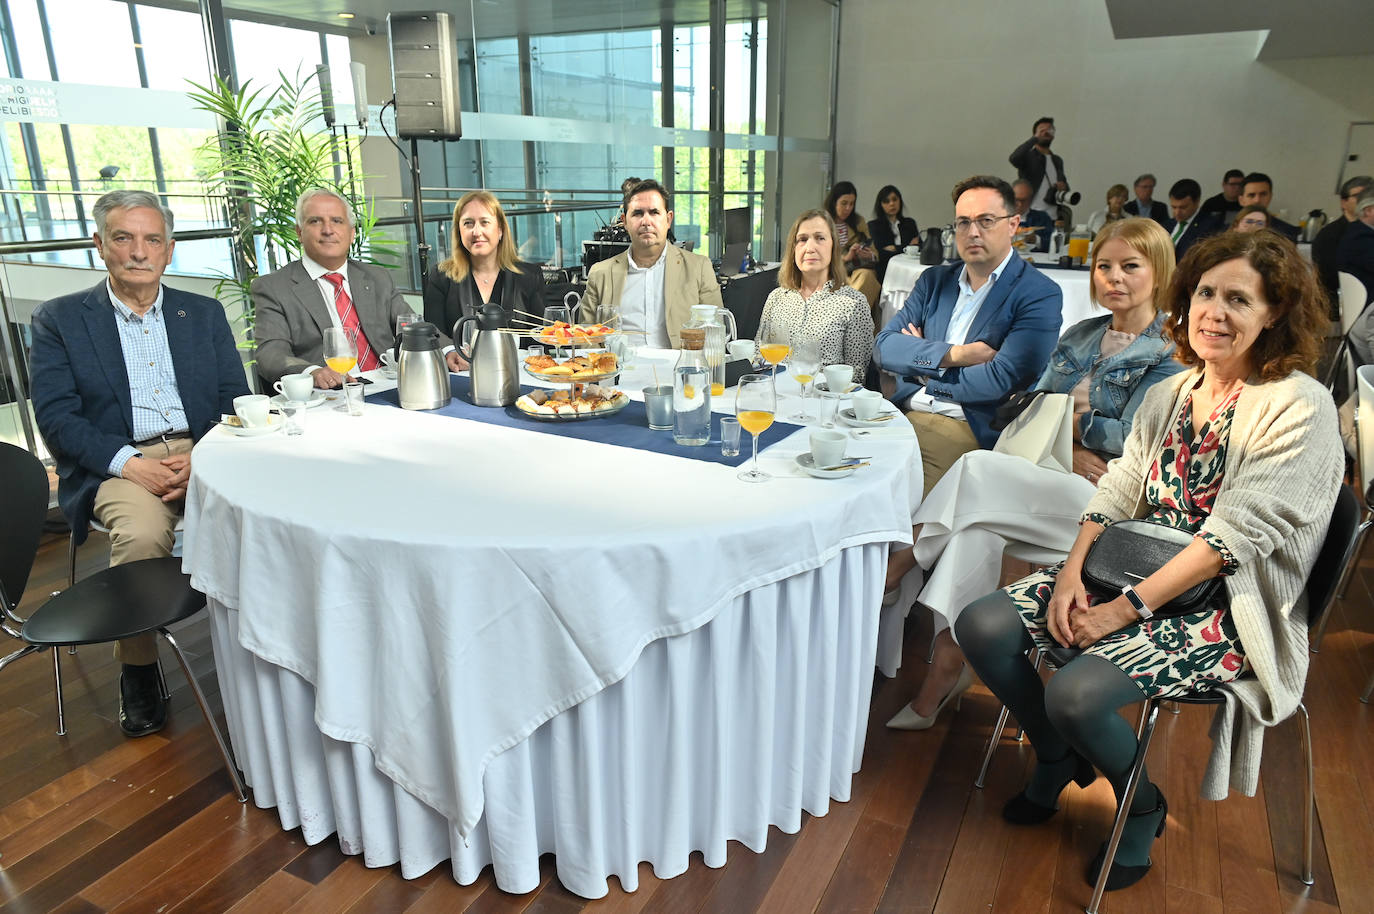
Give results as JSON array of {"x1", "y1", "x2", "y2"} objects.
[
  {"x1": 879, "y1": 253, "x2": 1102, "y2": 335},
  {"x1": 186, "y1": 369, "x2": 918, "y2": 897}
]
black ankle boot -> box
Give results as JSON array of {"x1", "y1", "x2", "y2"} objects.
[
  {"x1": 1085, "y1": 789, "x2": 1169, "y2": 891},
  {"x1": 119, "y1": 662, "x2": 167, "y2": 737},
  {"x1": 1002, "y1": 750, "x2": 1097, "y2": 825}
]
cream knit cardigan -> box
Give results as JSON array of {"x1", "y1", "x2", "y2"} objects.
[{"x1": 1084, "y1": 367, "x2": 1343, "y2": 799}]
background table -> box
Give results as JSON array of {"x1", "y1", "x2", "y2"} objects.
[
  {"x1": 187, "y1": 372, "x2": 918, "y2": 897},
  {"x1": 878, "y1": 253, "x2": 1101, "y2": 336}
]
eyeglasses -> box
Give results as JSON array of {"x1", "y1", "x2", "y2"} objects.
[{"x1": 953, "y1": 214, "x2": 1013, "y2": 234}]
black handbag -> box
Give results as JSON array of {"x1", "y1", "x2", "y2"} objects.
[{"x1": 1080, "y1": 519, "x2": 1224, "y2": 618}]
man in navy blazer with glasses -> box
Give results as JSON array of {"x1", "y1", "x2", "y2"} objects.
[
  {"x1": 30, "y1": 189, "x2": 248, "y2": 737},
  {"x1": 876, "y1": 175, "x2": 1062, "y2": 498}
]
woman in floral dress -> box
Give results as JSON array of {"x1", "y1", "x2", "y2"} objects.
[{"x1": 956, "y1": 231, "x2": 1343, "y2": 893}]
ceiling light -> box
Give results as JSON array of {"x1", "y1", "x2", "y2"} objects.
[{"x1": 337, "y1": 12, "x2": 355, "y2": 19}]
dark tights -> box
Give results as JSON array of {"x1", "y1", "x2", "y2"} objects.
[{"x1": 956, "y1": 590, "x2": 1163, "y2": 861}]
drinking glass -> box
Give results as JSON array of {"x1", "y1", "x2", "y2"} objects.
[
  {"x1": 735, "y1": 374, "x2": 776, "y2": 483},
  {"x1": 323, "y1": 326, "x2": 358, "y2": 411},
  {"x1": 545, "y1": 304, "x2": 572, "y2": 357},
  {"x1": 789, "y1": 337, "x2": 821, "y2": 421},
  {"x1": 758, "y1": 325, "x2": 791, "y2": 380},
  {"x1": 394, "y1": 312, "x2": 419, "y2": 361}
]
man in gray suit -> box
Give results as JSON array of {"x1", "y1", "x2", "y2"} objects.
[
  {"x1": 580, "y1": 179, "x2": 721, "y2": 347},
  {"x1": 254, "y1": 188, "x2": 439, "y2": 389}
]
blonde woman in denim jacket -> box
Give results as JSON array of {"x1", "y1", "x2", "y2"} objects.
[{"x1": 885, "y1": 218, "x2": 1183, "y2": 731}]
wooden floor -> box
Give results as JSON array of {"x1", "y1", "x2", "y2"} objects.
[{"x1": 2, "y1": 524, "x2": 1373, "y2": 914}]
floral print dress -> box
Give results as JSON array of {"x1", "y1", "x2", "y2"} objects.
[{"x1": 1001, "y1": 384, "x2": 1247, "y2": 698}]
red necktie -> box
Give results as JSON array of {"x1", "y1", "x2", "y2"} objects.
[{"x1": 323, "y1": 272, "x2": 379, "y2": 371}]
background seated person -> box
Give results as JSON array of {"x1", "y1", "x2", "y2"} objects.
[
  {"x1": 1087, "y1": 184, "x2": 1129, "y2": 235},
  {"x1": 867, "y1": 184, "x2": 920, "y2": 282},
  {"x1": 1013, "y1": 179, "x2": 1054, "y2": 252},
  {"x1": 825, "y1": 180, "x2": 881, "y2": 314},
  {"x1": 580, "y1": 179, "x2": 720, "y2": 347},
  {"x1": 254, "y1": 188, "x2": 419, "y2": 389},
  {"x1": 758, "y1": 208, "x2": 874, "y2": 382},
  {"x1": 1232, "y1": 205, "x2": 1271, "y2": 234},
  {"x1": 423, "y1": 190, "x2": 545, "y2": 359},
  {"x1": 875, "y1": 175, "x2": 1063, "y2": 498}
]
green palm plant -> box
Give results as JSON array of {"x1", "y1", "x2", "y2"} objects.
[{"x1": 187, "y1": 70, "x2": 394, "y2": 350}]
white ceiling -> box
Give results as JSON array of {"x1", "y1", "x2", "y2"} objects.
[{"x1": 1105, "y1": 0, "x2": 1374, "y2": 59}]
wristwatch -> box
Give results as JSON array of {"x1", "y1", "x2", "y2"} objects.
[{"x1": 1121, "y1": 583, "x2": 1153, "y2": 621}]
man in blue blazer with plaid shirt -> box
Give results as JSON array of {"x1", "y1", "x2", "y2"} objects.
[
  {"x1": 30, "y1": 190, "x2": 248, "y2": 737},
  {"x1": 876, "y1": 176, "x2": 1062, "y2": 498}
]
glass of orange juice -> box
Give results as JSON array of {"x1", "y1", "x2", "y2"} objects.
[
  {"x1": 758, "y1": 325, "x2": 791, "y2": 381},
  {"x1": 735, "y1": 374, "x2": 776, "y2": 482},
  {"x1": 323, "y1": 327, "x2": 359, "y2": 411}
]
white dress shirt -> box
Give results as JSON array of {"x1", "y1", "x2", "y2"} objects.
[
  {"x1": 1033, "y1": 156, "x2": 1059, "y2": 215},
  {"x1": 906, "y1": 246, "x2": 1017, "y2": 419},
  {"x1": 620, "y1": 246, "x2": 671, "y2": 348}
]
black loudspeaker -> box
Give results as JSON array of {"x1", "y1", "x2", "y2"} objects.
[{"x1": 387, "y1": 11, "x2": 462, "y2": 140}]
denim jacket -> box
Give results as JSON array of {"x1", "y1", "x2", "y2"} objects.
[{"x1": 1032, "y1": 311, "x2": 1182, "y2": 457}]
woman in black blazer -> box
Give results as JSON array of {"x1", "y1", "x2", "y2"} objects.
[
  {"x1": 423, "y1": 190, "x2": 546, "y2": 355},
  {"x1": 867, "y1": 184, "x2": 919, "y2": 283}
]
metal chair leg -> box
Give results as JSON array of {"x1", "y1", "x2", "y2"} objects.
[
  {"x1": 975, "y1": 702, "x2": 1012, "y2": 789},
  {"x1": 1087, "y1": 701, "x2": 1162, "y2": 914},
  {"x1": 51, "y1": 646, "x2": 66, "y2": 736},
  {"x1": 158, "y1": 628, "x2": 246, "y2": 802},
  {"x1": 155, "y1": 657, "x2": 170, "y2": 701},
  {"x1": 1297, "y1": 702, "x2": 1315, "y2": 885},
  {"x1": 1333, "y1": 517, "x2": 1371, "y2": 603},
  {"x1": 925, "y1": 637, "x2": 935, "y2": 663},
  {"x1": 67, "y1": 531, "x2": 78, "y2": 590}
]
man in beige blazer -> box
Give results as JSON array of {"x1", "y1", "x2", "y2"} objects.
[{"x1": 581, "y1": 179, "x2": 722, "y2": 347}]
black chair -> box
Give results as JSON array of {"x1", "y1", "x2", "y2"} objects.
[
  {"x1": 1077, "y1": 485, "x2": 1360, "y2": 913},
  {"x1": 0, "y1": 443, "x2": 245, "y2": 802},
  {"x1": 0, "y1": 439, "x2": 64, "y2": 729}
]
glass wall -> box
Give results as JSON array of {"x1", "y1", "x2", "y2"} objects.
[{"x1": 418, "y1": 0, "x2": 834, "y2": 270}]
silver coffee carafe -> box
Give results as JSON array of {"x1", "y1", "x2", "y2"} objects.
[
  {"x1": 397, "y1": 322, "x2": 452, "y2": 410},
  {"x1": 454, "y1": 302, "x2": 519, "y2": 407}
]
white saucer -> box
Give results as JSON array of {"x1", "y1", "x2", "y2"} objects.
[
  {"x1": 270, "y1": 391, "x2": 330, "y2": 409},
  {"x1": 796, "y1": 453, "x2": 857, "y2": 479},
  {"x1": 223, "y1": 416, "x2": 283, "y2": 437},
  {"x1": 813, "y1": 380, "x2": 861, "y2": 394},
  {"x1": 839, "y1": 407, "x2": 900, "y2": 428}
]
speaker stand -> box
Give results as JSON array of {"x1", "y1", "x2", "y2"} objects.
[{"x1": 409, "y1": 137, "x2": 430, "y2": 282}]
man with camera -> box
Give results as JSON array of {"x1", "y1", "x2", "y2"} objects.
[{"x1": 1009, "y1": 117, "x2": 1070, "y2": 218}]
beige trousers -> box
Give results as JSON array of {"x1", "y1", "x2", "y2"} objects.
[
  {"x1": 91, "y1": 437, "x2": 192, "y2": 665},
  {"x1": 905, "y1": 410, "x2": 980, "y2": 499},
  {"x1": 848, "y1": 267, "x2": 880, "y2": 318}
]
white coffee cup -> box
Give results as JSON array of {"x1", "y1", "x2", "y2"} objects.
[
  {"x1": 852, "y1": 388, "x2": 884, "y2": 420},
  {"x1": 274, "y1": 373, "x2": 315, "y2": 403},
  {"x1": 822, "y1": 364, "x2": 852, "y2": 392},
  {"x1": 810, "y1": 429, "x2": 847, "y2": 468},
  {"x1": 379, "y1": 350, "x2": 399, "y2": 378},
  {"x1": 233, "y1": 394, "x2": 271, "y2": 428},
  {"x1": 728, "y1": 339, "x2": 756, "y2": 361}
]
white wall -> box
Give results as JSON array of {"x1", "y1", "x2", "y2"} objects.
[{"x1": 836, "y1": 0, "x2": 1374, "y2": 233}]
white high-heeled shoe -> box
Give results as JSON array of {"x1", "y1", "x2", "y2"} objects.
[{"x1": 885, "y1": 663, "x2": 976, "y2": 731}]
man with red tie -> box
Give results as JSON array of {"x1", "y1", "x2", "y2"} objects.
[{"x1": 254, "y1": 188, "x2": 435, "y2": 389}]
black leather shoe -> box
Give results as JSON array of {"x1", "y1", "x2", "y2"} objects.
[
  {"x1": 1002, "y1": 750, "x2": 1097, "y2": 825},
  {"x1": 1085, "y1": 790, "x2": 1168, "y2": 891},
  {"x1": 119, "y1": 663, "x2": 167, "y2": 737}
]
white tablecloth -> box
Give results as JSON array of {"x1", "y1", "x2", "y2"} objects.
[
  {"x1": 878, "y1": 253, "x2": 1102, "y2": 336},
  {"x1": 185, "y1": 373, "x2": 917, "y2": 895}
]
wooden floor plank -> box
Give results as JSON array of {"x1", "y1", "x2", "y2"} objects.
[{"x1": 224, "y1": 870, "x2": 314, "y2": 913}]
